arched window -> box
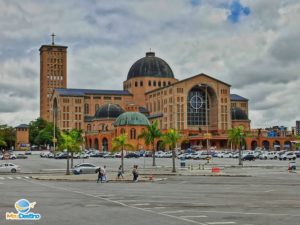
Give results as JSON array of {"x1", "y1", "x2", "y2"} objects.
[
  {"x1": 153, "y1": 81, "x2": 157, "y2": 86},
  {"x1": 187, "y1": 86, "x2": 209, "y2": 126},
  {"x1": 95, "y1": 104, "x2": 99, "y2": 112},
  {"x1": 148, "y1": 80, "x2": 151, "y2": 86},
  {"x1": 140, "y1": 81, "x2": 143, "y2": 87},
  {"x1": 163, "y1": 81, "x2": 166, "y2": 86},
  {"x1": 168, "y1": 81, "x2": 171, "y2": 85},
  {"x1": 158, "y1": 81, "x2": 161, "y2": 87},
  {"x1": 120, "y1": 128, "x2": 125, "y2": 134},
  {"x1": 84, "y1": 103, "x2": 89, "y2": 114},
  {"x1": 130, "y1": 128, "x2": 136, "y2": 139},
  {"x1": 87, "y1": 124, "x2": 91, "y2": 131},
  {"x1": 135, "y1": 81, "x2": 138, "y2": 87}
]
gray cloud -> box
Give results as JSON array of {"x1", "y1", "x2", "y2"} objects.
[{"x1": 0, "y1": 0, "x2": 300, "y2": 128}]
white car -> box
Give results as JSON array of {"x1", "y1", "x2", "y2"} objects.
[
  {"x1": 155, "y1": 151, "x2": 165, "y2": 158},
  {"x1": 192, "y1": 152, "x2": 211, "y2": 160},
  {"x1": 279, "y1": 152, "x2": 297, "y2": 161},
  {"x1": 223, "y1": 152, "x2": 233, "y2": 158},
  {"x1": 73, "y1": 163, "x2": 99, "y2": 174},
  {"x1": 0, "y1": 163, "x2": 20, "y2": 173},
  {"x1": 259, "y1": 152, "x2": 279, "y2": 160}
]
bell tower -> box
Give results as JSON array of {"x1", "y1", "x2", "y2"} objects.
[{"x1": 39, "y1": 34, "x2": 68, "y2": 121}]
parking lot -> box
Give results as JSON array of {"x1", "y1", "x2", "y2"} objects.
[{"x1": 0, "y1": 151, "x2": 299, "y2": 175}]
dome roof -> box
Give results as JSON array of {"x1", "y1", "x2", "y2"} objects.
[
  {"x1": 127, "y1": 52, "x2": 174, "y2": 80},
  {"x1": 114, "y1": 112, "x2": 150, "y2": 126},
  {"x1": 231, "y1": 107, "x2": 248, "y2": 120},
  {"x1": 94, "y1": 104, "x2": 124, "y2": 119}
]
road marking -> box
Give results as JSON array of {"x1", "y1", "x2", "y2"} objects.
[
  {"x1": 7, "y1": 177, "x2": 13, "y2": 180},
  {"x1": 188, "y1": 210, "x2": 300, "y2": 217},
  {"x1": 264, "y1": 190, "x2": 274, "y2": 192},
  {"x1": 181, "y1": 215, "x2": 207, "y2": 218},
  {"x1": 24, "y1": 176, "x2": 30, "y2": 179},
  {"x1": 0, "y1": 177, "x2": 4, "y2": 180},
  {"x1": 85, "y1": 204, "x2": 102, "y2": 207},
  {"x1": 161, "y1": 210, "x2": 185, "y2": 214},
  {"x1": 24, "y1": 179, "x2": 207, "y2": 225},
  {"x1": 16, "y1": 177, "x2": 22, "y2": 179},
  {"x1": 131, "y1": 203, "x2": 150, "y2": 206},
  {"x1": 153, "y1": 207, "x2": 166, "y2": 209},
  {"x1": 207, "y1": 222, "x2": 235, "y2": 225}
]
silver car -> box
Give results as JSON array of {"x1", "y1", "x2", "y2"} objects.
[
  {"x1": 73, "y1": 163, "x2": 99, "y2": 174},
  {"x1": 0, "y1": 163, "x2": 21, "y2": 173}
]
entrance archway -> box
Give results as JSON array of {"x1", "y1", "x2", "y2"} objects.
[
  {"x1": 273, "y1": 140, "x2": 280, "y2": 151},
  {"x1": 284, "y1": 141, "x2": 291, "y2": 150},
  {"x1": 94, "y1": 139, "x2": 99, "y2": 150},
  {"x1": 251, "y1": 140, "x2": 258, "y2": 150},
  {"x1": 262, "y1": 140, "x2": 270, "y2": 150},
  {"x1": 102, "y1": 138, "x2": 108, "y2": 152},
  {"x1": 181, "y1": 140, "x2": 190, "y2": 150}
]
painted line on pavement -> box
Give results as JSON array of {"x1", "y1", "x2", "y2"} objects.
[
  {"x1": 207, "y1": 222, "x2": 235, "y2": 225},
  {"x1": 188, "y1": 210, "x2": 300, "y2": 217},
  {"x1": 24, "y1": 179, "x2": 207, "y2": 225},
  {"x1": 264, "y1": 189, "x2": 275, "y2": 192},
  {"x1": 181, "y1": 216, "x2": 207, "y2": 218},
  {"x1": 0, "y1": 177, "x2": 4, "y2": 180},
  {"x1": 16, "y1": 177, "x2": 22, "y2": 179},
  {"x1": 131, "y1": 203, "x2": 150, "y2": 206},
  {"x1": 161, "y1": 210, "x2": 185, "y2": 214},
  {"x1": 7, "y1": 177, "x2": 13, "y2": 180}
]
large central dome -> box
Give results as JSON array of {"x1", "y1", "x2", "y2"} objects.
[{"x1": 127, "y1": 52, "x2": 174, "y2": 80}]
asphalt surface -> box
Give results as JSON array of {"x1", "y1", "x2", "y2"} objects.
[
  {"x1": 3, "y1": 152, "x2": 299, "y2": 174},
  {"x1": 1, "y1": 173, "x2": 300, "y2": 225}
]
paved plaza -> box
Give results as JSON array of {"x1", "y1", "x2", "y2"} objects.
[{"x1": 1, "y1": 153, "x2": 300, "y2": 225}]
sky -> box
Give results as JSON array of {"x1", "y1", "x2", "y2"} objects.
[{"x1": 0, "y1": 0, "x2": 299, "y2": 129}]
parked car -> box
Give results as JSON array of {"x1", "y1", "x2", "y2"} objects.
[
  {"x1": 259, "y1": 151, "x2": 279, "y2": 160},
  {"x1": 242, "y1": 154, "x2": 255, "y2": 161},
  {"x1": 9, "y1": 154, "x2": 16, "y2": 160},
  {"x1": 125, "y1": 153, "x2": 140, "y2": 158},
  {"x1": 103, "y1": 153, "x2": 114, "y2": 158},
  {"x1": 24, "y1": 151, "x2": 32, "y2": 155},
  {"x1": 279, "y1": 152, "x2": 297, "y2": 160},
  {"x1": 0, "y1": 163, "x2": 20, "y2": 173},
  {"x1": 73, "y1": 163, "x2": 99, "y2": 174},
  {"x1": 90, "y1": 152, "x2": 104, "y2": 158},
  {"x1": 55, "y1": 152, "x2": 69, "y2": 159},
  {"x1": 144, "y1": 151, "x2": 153, "y2": 157},
  {"x1": 16, "y1": 154, "x2": 28, "y2": 159}
]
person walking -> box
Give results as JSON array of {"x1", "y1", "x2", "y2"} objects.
[
  {"x1": 101, "y1": 165, "x2": 107, "y2": 183},
  {"x1": 96, "y1": 166, "x2": 103, "y2": 183},
  {"x1": 117, "y1": 165, "x2": 124, "y2": 180},
  {"x1": 132, "y1": 165, "x2": 139, "y2": 182}
]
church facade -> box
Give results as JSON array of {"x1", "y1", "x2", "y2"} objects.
[{"x1": 45, "y1": 46, "x2": 253, "y2": 151}]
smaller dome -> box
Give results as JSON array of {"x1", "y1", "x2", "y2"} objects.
[
  {"x1": 231, "y1": 107, "x2": 248, "y2": 120},
  {"x1": 94, "y1": 104, "x2": 124, "y2": 119},
  {"x1": 114, "y1": 112, "x2": 150, "y2": 126}
]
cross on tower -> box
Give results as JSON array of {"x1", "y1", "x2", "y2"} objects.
[{"x1": 51, "y1": 33, "x2": 56, "y2": 45}]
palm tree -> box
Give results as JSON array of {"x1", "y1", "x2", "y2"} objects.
[
  {"x1": 59, "y1": 130, "x2": 83, "y2": 175},
  {"x1": 228, "y1": 126, "x2": 246, "y2": 166},
  {"x1": 162, "y1": 129, "x2": 181, "y2": 172},
  {"x1": 0, "y1": 138, "x2": 7, "y2": 148},
  {"x1": 112, "y1": 133, "x2": 133, "y2": 173},
  {"x1": 138, "y1": 120, "x2": 162, "y2": 166}
]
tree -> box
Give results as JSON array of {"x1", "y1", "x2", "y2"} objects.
[
  {"x1": 32, "y1": 121, "x2": 62, "y2": 148},
  {"x1": 29, "y1": 118, "x2": 48, "y2": 145},
  {"x1": 0, "y1": 125, "x2": 16, "y2": 149},
  {"x1": 0, "y1": 138, "x2": 7, "y2": 148},
  {"x1": 138, "y1": 120, "x2": 162, "y2": 166},
  {"x1": 162, "y1": 129, "x2": 181, "y2": 172},
  {"x1": 228, "y1": 126, "x2": 246, "y2": 166},
  {"x1": 112, "y1": 133, "x2": 133, "y2": 173},
  {"x1": 59, "y1": 130, "x2": 83, "y2": 175}
]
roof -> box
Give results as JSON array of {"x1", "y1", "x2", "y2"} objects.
[
  {"x1": 114, "y1": 112, "x2": 150, "y2": 126},
  {"x1": 230, "y1": 94, "x2": 248, "y2": 101},
  {"x1": 145, "y1": 73, "x2": 231, "y2": 95},
  {"x1": 148, "y1": 113, "x2": 163, "y2": 119},
  {"x1": 94, "y1": 104, "x2": 124, "y2": 119},
  {"x1": 55, "y1": 88, "x2": 132, "y2": 97},
  {"x1": 39, "y1": 45, "x2": 68, "y2": 51},
  {"x1": 127, "y1": 52, "x2": 174, "y2": 80},
  {"x1": 16, "y1": 124, "x2": 29, "y2": 128}
]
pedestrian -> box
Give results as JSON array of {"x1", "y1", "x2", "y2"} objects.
[
  {"x1": 117, "y1": 165, "x2": 123, "y2": 180},
  {"x1": 101, "y1": 165, "x2": 108, "y2": 183},
  {"x1": 132, "y1": 165, "x2": 139, "y2": 182},
  {"x1": 96, "y1": 166, "x2": 103, "y2": 183}
]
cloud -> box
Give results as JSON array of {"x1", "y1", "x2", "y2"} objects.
[{"x1": 0, "y1": 0, "x2": 300, "y2": 129}]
